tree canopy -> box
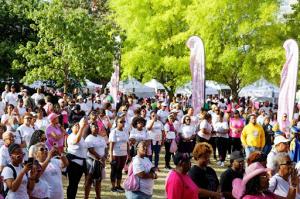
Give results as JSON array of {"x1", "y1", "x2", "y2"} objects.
[
  {"x1": 13, "y1": 0, "x2": 117, "y2": 92},
  {"x1": 110, "y1": 0, "x2": 287, "y2": 97}
]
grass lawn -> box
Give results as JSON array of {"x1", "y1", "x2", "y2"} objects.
[{"x1": 62, "y1": 148, "x2": 227, "y2": 199}]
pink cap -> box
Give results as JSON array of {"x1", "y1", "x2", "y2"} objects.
[
  {"x1": 48, "y1": 113, "x2": 59, "y2": 121},
  {"x1": 232, "y1": 162, "x2": 270, "y2": 199}
]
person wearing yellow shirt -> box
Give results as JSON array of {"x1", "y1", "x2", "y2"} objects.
[{"x1": 241, "y1": 114, "x2": 265, "y2": 158}]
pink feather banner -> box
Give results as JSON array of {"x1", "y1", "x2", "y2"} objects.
[
  {"x1": 278, "y1": 39, "x2": 299, "y2": 129},
  {"x1": 186, "y1": 36, "x2": 206, "y2": 115}
]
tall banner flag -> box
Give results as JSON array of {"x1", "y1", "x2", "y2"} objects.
[
  {"x1": 110, "y1": 60, "x2": 120, "y2": 108},
  {"x1": 278, "y1": 39, "x2": 299, "y2": 129},
  {"x1": 186, "y1": 36, "x2": 205, "y2": 115}
]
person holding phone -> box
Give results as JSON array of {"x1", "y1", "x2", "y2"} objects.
[{"x1": 1, "y1": 143, "x2": 35, "y2": 199}]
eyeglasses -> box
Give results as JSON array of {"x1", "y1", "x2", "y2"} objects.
[{"x1": 39, "y1": 147, "x2": 48, "y2": 152}]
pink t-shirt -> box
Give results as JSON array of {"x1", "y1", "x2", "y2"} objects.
[
  {"x1": 165, "y1": 170, "x2": 198, "y2": 199},
  {"x1": 229, "y1": 118, "x2": 245, "y2": 138},
  {"x1": 45, "y1": 124, "x2": 64, "y2": 150}
]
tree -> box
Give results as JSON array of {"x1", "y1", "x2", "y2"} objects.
[
  {"x1": 0, "y1": 0, "x2": 38, "y2": 82},
  {"x1": 185, "y1": 0, "x2": 285, "y2": 98},
  {"x1": 110, "y1": 0, "x2": 192, "y2": 95},
  {"x1": 111, "y1": 0, "x2": 286, "y2": 98},
  {"x1": 13, "y1": 0, "x2": 117, "y2": 92}
]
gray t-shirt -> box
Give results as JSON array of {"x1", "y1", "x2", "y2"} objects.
[{"x1": 268, "y1": 174, "x2": 289, "y2": 197}]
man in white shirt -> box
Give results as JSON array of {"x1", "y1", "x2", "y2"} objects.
[
  {"x1": 5, "y1": 85, "x2": 19, "y2": 107},
  {"x1": 17, "y1": 99, "x2": 26, "y2": 117},
  {"x1": 157, "y1": 102, "x2": 169, "y2": 124},
  {"x1": 31, "y1": 88, "x2": 45, "y2": 106},
  {"x1": 16, "y1": 113, "x2": 35, "y2": 148}
]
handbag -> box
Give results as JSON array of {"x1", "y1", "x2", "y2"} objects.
[
  {"x1": 170, "y1": 139, "x2": 178, "y2": 153},
  {"x1": 123, "y1": 162, "x2": 140, "y2": 191}
]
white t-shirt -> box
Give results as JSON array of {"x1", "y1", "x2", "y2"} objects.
[
  {"x1": 268, "y1": 174, "x2": 289, "y2": 197},
  {"x1": 0, "y1": 145, "x2": 10, "y2": 167},
  {"x1": 17, "y1": 106, "x2": 26, "y2": 117},
  {"x1": 85, "y1": 134, "x2": 107, "y2": 159},
  {"x1": 146, "y1": 120, "x2": 164, "y2": 143},
  {"x1": 40, "y1": 159, "x2": 64, "y2": 199},
  {"x1": 0, "y1": 101, "x2": 5, "y2": 116},
  {"x1": 109, "y1": 129, "x2": 129, "y2": 156},
  {"x1": 16, "y1": 124, "x2": 35, "y2": 147},
  {"x1": 180, "y1": 125, "x2": 196, "y2": 139},
  {"x1": 31, "y1": 93, "x2": 45, "y2": 105},
  {"x1": 214, "y1": 121, "x2": 229, "y2": 138},
  {"x1": 164, "y1": 123, "x2": 176, "y2": 139},
  {"x1": 198, "y1": 120, "x2": 212, "y2": 140},
  {"x1": 35, "y1": 118, "x2": 50, "y2": 131},
  {"x1": 157, "y1": 110, "x2": 169, "y2": 124},
  {"x1": 132, "y1": 156, "x2": 154, "y2": 195},
  {"x1": 2, "y1": 165, "x2": 29, "y2": 199},
  {"x1": 129, "y1": 128, "x2": 149, "y2": 142},
  {"x1": 30, "y1": 178, "x2": 49, "y2": 198},
  {"x1": 67, "y1": 133, "x2": 87, "y2": 165},
  {"x1": 5, "y1": 92, "x2": 18, "y2": 106}
]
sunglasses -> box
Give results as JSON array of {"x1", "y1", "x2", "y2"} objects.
[
  {"x1": 185, "y1": 119, "x2": 191, "y2": 121},
  {"x1": 119, "y1": 121, "x2": 126, "y2": 124},
  {"x1": 122, "y1": 109, "x2": 128, "y2": 112},
  {"x1": 280, "y1": 161, "x2": 292, "y2": 166},
  {"x1": 39, "y1": 147, "x2": 48, "y2": 152}
]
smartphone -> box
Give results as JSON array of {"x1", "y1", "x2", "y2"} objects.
[{"x1": 24, "y1": 157, "x2": 34, "y2": 165}]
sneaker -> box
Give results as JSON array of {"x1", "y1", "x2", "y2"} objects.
[
  {"x1": 116, "y1": 186, "x2": 125, "y2": 193},
  {"x1": 111, "y1": 187, "x2": 118, "y2": 192},
  {"x1": 217, "y1": 161, "x2": 221, "y2": 166},
  {"x1": 165, "y1": 165, "x2": 173, "y2": 170},
  {"x1": 220, "y1": 162, "x2": 225, "y2": 167}
]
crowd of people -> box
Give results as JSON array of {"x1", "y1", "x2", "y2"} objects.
[{"x1": 0, "y1": 84, "x2": 300, "y2": 198}]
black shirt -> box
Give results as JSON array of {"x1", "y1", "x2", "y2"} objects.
[
  {"x1": 220, "y1": 168, "x2": 243, "y2": 198},
  {"x1": 188, "y1": 165, "x2": 219, "y2": 199}
]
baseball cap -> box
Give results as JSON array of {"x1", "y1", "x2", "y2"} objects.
[
  {"x1": 8, "y1": 143, "x2": 21, "y2": 155},
  {"x1": 230, "y1": 151, "x2": 244, "y2": 161},
  {"x1": 161, "y1": 102, "x2": 168, "y2": 107},
  {"x1": 274, "y1": 135, "x2": 290, "y2": 145}
]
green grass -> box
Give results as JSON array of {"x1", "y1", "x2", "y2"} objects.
[{"x1": 63, "y1": 149, "x2": 227, "y2": 199}]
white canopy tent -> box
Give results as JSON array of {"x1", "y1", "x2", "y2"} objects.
[
  {"x1": 175, "y1": 81, "x2": 219, "y2": 96},
  {"x1": 144, "y1": 79, "x2": 165, "y2": 91},
  {"x1": 206, "y1": 80, "x2": 231, "y2": 90},
  {"x1": 239, "y1": 78, "x2": 279, "y2": 98},
  {"x1": 26, "y1": 80, "x2": 46, "y2": 89},
  {"x1": 107, "y1": 78, "x2": 155, "y2": 98},
  {"x1": 84, "y1": 79, "x2": 102, "y2": 91}
]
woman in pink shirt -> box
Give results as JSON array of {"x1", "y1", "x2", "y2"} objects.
[
  {"x1": 45, "y1": 113, "x2": 65, "y2": 153},
  {"x1": 229, "y1": 110, "x2": 245, "y2": 153},
  {"x1": 165, "y1": 153, "x2": 198, "y2": 199}
]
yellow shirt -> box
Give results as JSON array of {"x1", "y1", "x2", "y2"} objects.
[{"x1": 241, "y1": 123, "x2": 265, "y2": 148}]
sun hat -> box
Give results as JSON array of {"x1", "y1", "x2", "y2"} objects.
[
  {"x1": 274, "y1": 135, "x2": 290, "y2": 146},
  {"x1": 232, "y1": 162, "x2": 270, "y2": 199},
  {"x1": 47, "y1": 113, "x2": 59, "y2": 121}
]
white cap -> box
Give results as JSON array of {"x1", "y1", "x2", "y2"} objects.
[
  {"x1": 161, "y1": 102, "x2": 168, "y2": 107},
  {"x1": 77, "y1": 95, "x2": 83, "y2": 99},
  {"x1": 274, "y1": 135, "x2": 290, "y2": 145},
  {"x1": 171, "y1": 109, "x2": 179, "y2": 113}
]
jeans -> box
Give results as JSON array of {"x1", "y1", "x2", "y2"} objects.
[
  {"x1": 67, "y1": 161, "x2": 85, "y2": 199},
  {"x1": 125, "y1": 190, "x2": 152, "y2": 199},
  {"x1": 245, "y1": 146, "x2": 262, "y2": 158},
  {"x1": 149, "y1": 142, "x2": 161, "y2": 168},
  {"x1": 263, "y1": 144, "x2": 272, "y2": 155}
]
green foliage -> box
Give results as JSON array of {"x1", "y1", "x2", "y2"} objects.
[
  {"x1": 13, "y1": 0, "x2": 117, "y2": 91},
  {"x1": 111, "y1": 0, "x2": 286, "y2": 96},
  {"x1": 0, "y1": 0, "x2": 38, "y2": 81}
]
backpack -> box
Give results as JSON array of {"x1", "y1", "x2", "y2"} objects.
[
  {"x1": 3, "y1": 164, "x2": 17, "y2": 197},
  {"x1": 123, "y1": 162, "x2": 140, "y2": 191}
]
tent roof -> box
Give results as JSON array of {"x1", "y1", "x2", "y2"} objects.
[
  {"x1": 144, "y1": 79, "x2": 165, "y2": 90},
  {"x1": 175, "y1": 81, "x2": 218, "y2": 95},
  {"x1": 239, "y1": 78, "x2": 279, "y2": 98}
]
